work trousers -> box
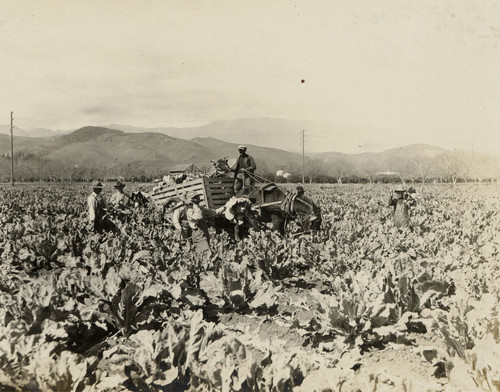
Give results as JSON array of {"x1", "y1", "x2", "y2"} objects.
[{"x1": 234, "y1": 175, "x2": 254, "y2": 194}]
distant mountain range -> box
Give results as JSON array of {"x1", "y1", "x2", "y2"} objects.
[
  {"x1": 0, "y1": 124, "x2": 67, "y2": 138},
  {"x1": 1, "y1": 121, "x2": 497, "y2": 180},
  {"x1": 102, "y1": 118, "x2": 327, "y2": 153},
  {"x1": 0, "y1": 126, "x2": 308, "y2": 174},
  {"x1": 0, "y1": 118, "x2": 326, "y2": 151},
  {"x1": 311, "y1": 144, "x2": 448, "y2": 165}
]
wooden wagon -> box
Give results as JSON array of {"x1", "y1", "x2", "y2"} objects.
[{"x1": 151, "y1": 177, "x2": 234, "y2": 209}]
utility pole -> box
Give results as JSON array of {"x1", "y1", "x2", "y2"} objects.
[
  {"x1": 10, "y1": 112, "x2": 14, "y2": 186},
  {"x1": 471, "y1": 143, "x2": 475, "y2": 182},
  {"x1": 301, "y1": 129, "x2": 306, "y2": 183}
]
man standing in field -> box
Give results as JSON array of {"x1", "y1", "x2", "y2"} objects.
[
  {"x1": 109, "y1": 180, "x2": 130, "y2": 210},
  {"x1": 87, "y1": 180, "x2": 111, "y2": 233},
  {"x1": 109, "y1": 180, "x2": 132, "y2": 222},
  {"x1": 296, "y1": 186, "x2": 320, "y2": 212},
  {"x1": 388, "y1": 187, "x2": 417, "y2": 228},
  {"x1": 294, "y1": 185, "x2": 322, "y2": 231},
  {"x1": 173, "y1": 191, "x2": 211, "y2": 257},
  {"x1": 172, "y1": 198, "x2": 192, "y2": 241},
  {"x1": 231, "y1": 145, "x2": 256, "y2": 194}
]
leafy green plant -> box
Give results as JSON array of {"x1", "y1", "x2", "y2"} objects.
[{"x1": 95, "y1": 281, "x2": 170, "y2": 337}]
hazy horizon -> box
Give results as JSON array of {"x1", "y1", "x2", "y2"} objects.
[
  {"x1": 0, "y1": 118, "x2": 487, "y2": 156},
  {"x1": 0, "y1": 117, "x2": 495, "y2": 156}
]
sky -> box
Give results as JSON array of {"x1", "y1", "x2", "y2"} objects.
[{"x1": 1, "y1": 0, "x2": 499, "y2": 154}]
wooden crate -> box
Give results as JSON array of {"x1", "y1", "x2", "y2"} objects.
[{"x1": 151, "y1": 177, "x2": 234, "y2": 209}]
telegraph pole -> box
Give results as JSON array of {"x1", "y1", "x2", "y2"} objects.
[
  {"x1": 471, "y1": 143, "x2": 475, "y2": 182},
  {"x1": 301, "y1": 129, "x2": 306, "y2": 183},
  {"x1": 10, "y1": 112, "x2": 14, "y2": 186}
]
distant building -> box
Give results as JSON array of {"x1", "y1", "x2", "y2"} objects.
[{"x1": 169, "y1": 163, "x2": 202, "y2": 176}]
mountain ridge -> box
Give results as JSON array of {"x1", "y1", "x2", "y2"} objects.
[
  {"x1": 0, "y1": 126, "x2": 307, "y2": 172},
  {"x1": 1, "y1": 125, "x2": 497, "y2": 181},
  {"x1": 1, "y1": 117, "x2": 491, "y2": 156}
]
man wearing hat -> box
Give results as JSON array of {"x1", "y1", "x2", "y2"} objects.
[
  {"x1": 388, "y1": 186, "x2": 417, "y2": 228},
  {"x1": 88, "y1": 180, "x2": 107, "y2": 232},
  {"x1": 172, "y1": 191, "x2": 211, "y2": 256},
  {"x1": 230, "y1": 145, "x2": 256, "y2": 194},
  {"x1": 296, "y1": 185, "x2": 320, "y2": 215},
  {"x1": 110, "y1": 180, "x2": 131, "y2": 211},
  {"x1": 290, "y1": 185, "x2": 321, "y2": 231}
]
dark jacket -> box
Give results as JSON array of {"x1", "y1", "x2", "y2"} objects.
[{"x1": 231, "y1": 154, "x2": 256, "y2": 179}]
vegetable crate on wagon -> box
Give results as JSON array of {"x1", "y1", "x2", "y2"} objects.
[{"x1": 151, "y1": 177, "x2": 235, "y2": 209}]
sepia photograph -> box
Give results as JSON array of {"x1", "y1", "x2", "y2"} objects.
[{"x1": 0, "y1": 0, "x2": 499, "y2": 391}]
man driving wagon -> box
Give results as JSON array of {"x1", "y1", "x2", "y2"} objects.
[{"x1": 230, "y1": 145, "x2": 256, "y2": 194}]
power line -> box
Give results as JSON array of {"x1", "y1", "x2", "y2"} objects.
[
  {"x1": 301, "y1": 129, "x2": 306, "y2": 183},
  {"x1": 10, "y1": 112, "x2": 14, "y2": 187}
]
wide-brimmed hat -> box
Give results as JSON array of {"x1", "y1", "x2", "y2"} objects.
[
  {"x1": 237, "y1": 145, "x2": 247, "y2": 151},
  {"x1": 91, "y1": 180, "x2": 104, "y2": 189},
  {"x1": 223, "y1": 196, "x2": 251, "y2": 221},
  {"x1": 182, "y1": 190, "x2": 201, "y2": 203},
  {"x1": 114, "y1": 181, "x2": 125, "y2": 189}
]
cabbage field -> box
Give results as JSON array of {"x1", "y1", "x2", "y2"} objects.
[{"x1": 0, "y1": 183, "x2": 499, "y2": 392}]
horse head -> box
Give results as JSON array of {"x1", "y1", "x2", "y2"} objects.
[{"x1": 130, "y1": 191, "x2": 150, "y2": 208}]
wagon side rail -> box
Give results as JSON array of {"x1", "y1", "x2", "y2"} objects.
[{"x1": 151, "y1": 177, "x2": 234, "y2": 209}]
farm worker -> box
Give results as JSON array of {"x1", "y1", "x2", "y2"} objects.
[
  {"x1": 296, "y1": 186, "x2": 321, "y2": 214},
  {"x1": 109, "y1": 180, "x2": 131, "y2": 210},
  {"x1": 87, "y1": 180, "x2": 115, "y2": 233},
  {"x1": 230, "y1": 145, "x2": 256, "y2": 194},
  {"x1": 296, "y1": 186, "x2": 317, "y2": 210},
  {"x1": 388, "y1": 187, "x2": 417, "y2": 228},
  {"x1": 294, "y1": 185, "x2": 322, "y2": 230},
  {"x1": 172, "y1": 198, "x2": 192, "y2": 240},
  {"x1": 221, "y1": 197, "x2": 261, "y2": 240},
  {"x1": 174, "y1": 191, "x2": 211, "y2": 256}
]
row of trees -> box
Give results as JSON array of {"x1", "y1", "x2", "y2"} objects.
[
  {"x1": 0, "y1": 152, "x2": 163, "y2": 183},
  {"x1": 275, "y1": 151, "x2": 500, "y2": 185},
  {"x1": 1, "y1": 150, "x2": 499, "y2": 185}
]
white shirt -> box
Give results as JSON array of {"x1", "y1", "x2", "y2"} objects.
[
  {"x1": 172, "y1": 207, "x2": 184, "y2": 231},
  {"x1": 87, "y1": 192, "x2": 105, "y2": 223},
  {"x1": 172, "y1": 203, "x2": 204, "y2": 231},
  {"x1": 110, "y1": 191, "x2": 130, "y2": 208}
]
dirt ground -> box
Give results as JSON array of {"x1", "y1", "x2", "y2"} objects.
[{"x1": 218, "y1": 281, "x2": 453, "y2": 392}]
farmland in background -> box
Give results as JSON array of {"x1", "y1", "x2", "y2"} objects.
[
  {"x1": 0, "y1": 183, "x2": 499, "y2": 391},
  {"x1": 2, "y1": 126, "x2": 500, "y2": 184}
]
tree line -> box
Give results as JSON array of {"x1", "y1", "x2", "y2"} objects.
[{"x1": 1, "y1": 150, "x2": 499, "y2": 185}]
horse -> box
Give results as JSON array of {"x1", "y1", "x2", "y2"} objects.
[
  {"x1": 130, "y1": 191, "x2": 150, "y2": 208},
  {"x1": 238, "y1": 183, "x2": 322, "y2": 235}
]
